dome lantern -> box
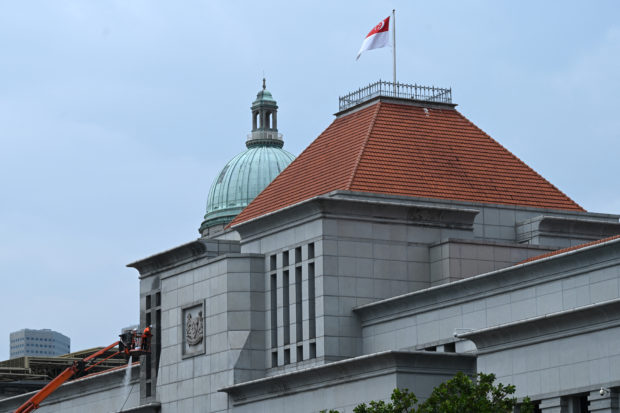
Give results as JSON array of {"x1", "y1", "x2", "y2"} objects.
[
  {"x1": 199, "y1": 80, "x2": 295, "y2": 237},
  {"x1": 247, "y1": 78, "x2": 283, "y2": 149}
]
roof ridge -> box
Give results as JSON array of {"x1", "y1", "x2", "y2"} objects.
[
  {"x1": 346, "y1": 102, "x2": 381, "y2": 190},
  {"x1": 454, "y1": 109, "x2": 584, "y2": 211}
]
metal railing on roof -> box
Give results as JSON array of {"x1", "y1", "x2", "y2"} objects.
[{"x1": 339, "y1": 80, "x2": 452, "y2": 112}]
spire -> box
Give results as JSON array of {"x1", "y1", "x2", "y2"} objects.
[{"x1": 247, "y1": 79, "x2": 283, "y2": 149}]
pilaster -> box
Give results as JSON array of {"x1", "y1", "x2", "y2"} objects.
[
  {"x1": 539, "y1": 396, "x2": 568, "y2": 413},
  {"x1": 588, "y1": 389, "x2": 619, "y2": 413}
]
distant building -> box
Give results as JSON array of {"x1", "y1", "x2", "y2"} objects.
[
  {"x1": 121, "y1": 325, "x2": 139, "y2": 334},
  {"x1": 9, "y1": 329, "x2": 70, "y2": 359}
]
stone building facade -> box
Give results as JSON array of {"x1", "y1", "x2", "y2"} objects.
[{"x1": 2, "y1": 82, "x2": 620, "y2": 413}]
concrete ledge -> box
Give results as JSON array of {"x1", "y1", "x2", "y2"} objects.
[
  {"x1": 220, "y1": 351, "x2": 476, "y2": 405},
  {"x1": 517, "y1": 215, "x2": 620, "y2": 244},
  {"x1": 127, "y1": 239, "x2": 241, "y2": 276},
  {"x1": 0, "y1": 363, "x2": 140, "y2": 413},
  {"x1": 458, "y1": 298, "x2": 620, "y2": 353},
  {"x1": 354, "y1": 238, "x2": 620, "y2": 327},
  {"x1": 233, "y1": 188, "x2": 616, "y2": 238},
  {"x1": 121, "y1": 402, "x2": 161, "y2": 412},
  {"x1": 235, "y1": 190, "x2": 480, "y2": 241},
  {"x1": 429, "y1": 237, "x2": 554, "y2": 251}
]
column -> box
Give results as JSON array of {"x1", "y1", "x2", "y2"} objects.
[
  {"x1": 539, "y1": 397, "x2": 567, "y2": 413},
  {"x1": 588, "y1": 389, "x2": 619, "y2": 413}
]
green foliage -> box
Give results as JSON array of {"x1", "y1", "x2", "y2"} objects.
[
  {"x1": 416, "y1": 372, "x2": 533, "y2": 413},
  {"x1": 325, "y1": 372, "x2": 533, "y2": 413},
  {"x1": 352, "y1": 388, "x2": 418, "y2": 413}
]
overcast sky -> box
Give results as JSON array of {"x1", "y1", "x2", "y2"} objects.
[{"x1": 1, "y1": 1, "x2": 619, "y2": 359}]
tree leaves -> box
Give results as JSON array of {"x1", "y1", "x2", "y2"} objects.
[{"x1": 323, "y1": 372, "x2": 534, "y2": 413}]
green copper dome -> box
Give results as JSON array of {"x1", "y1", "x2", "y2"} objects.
[
  {"x1": 199, "y1": 80, "x2": 295, "y2": 235},
  {"x1": 200, "y1": 146, "x2": 295, "y2": 229},
  {"x1": 253, "y1": 89, "x2": 276, "y2": 105}
]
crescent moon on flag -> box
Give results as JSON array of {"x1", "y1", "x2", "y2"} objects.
[{"x1": 375, "y1": 21, "x2": 384, "y2": 31}]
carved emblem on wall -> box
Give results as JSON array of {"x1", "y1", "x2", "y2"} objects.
[
  {"x1": 182, "y1": 301, "x2": 206, "y2": 358},
  {"x1": 185, "y1": 311, "x2": 203, "y2": 346}
]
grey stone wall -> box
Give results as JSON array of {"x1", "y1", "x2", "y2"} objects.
[
  {"x1": 156, "y1": 253, "x2": 264, "y2": 412},
  {"x1": 234, "y1": 191, "x2": 620, "y2": 374},
  {"x1": 357, "y1": 240, "x2": 620, "y2": 355},
  {"x1": 241, "y1": 217, "x2": 324, "y2": 373},
  {"x1": 105, "y1": 189, "x2": 620, "y2": 413},
  {"x1": 467, "y1": 300, "x2": 620, "y2": 401},
  {"x1": 429, "y1": 238, "x2": 554, "y2": 286},
  {"x1": 467, "y1": 203, "x2": 619, "y2": 246},
  {"x1": 223, "y1": 351, "x2": 476, "y2": 413},
  {"x1": 131, "y1": 238, "x2": 242, "y2": 403},
  {"x1": 236, "y1": 193, "x2": 481, "y2": 370},
  {"x1": 355, "y1": 238, "x2": 620, "y2": 411},
  {"x1": 319, "y1": 215, "x2": 471, "y2": 361}
]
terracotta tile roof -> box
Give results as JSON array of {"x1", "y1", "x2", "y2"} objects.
[
  {"x1": 230, "y1": 101, "x2": 584, "y2": 227},
  {"x1": 520, "y1": 234, "x2": 620, "y2": 264}
]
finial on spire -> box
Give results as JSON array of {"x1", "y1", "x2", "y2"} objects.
[{"x1": 262, "y1": 77, "x2": 266, "y2": 90}]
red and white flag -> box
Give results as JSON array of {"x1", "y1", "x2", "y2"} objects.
[{"x1": 356, "y1": 16, "x2": 390, "y2": 60}]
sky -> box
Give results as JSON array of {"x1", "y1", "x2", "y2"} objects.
[{"x1": 1, "y1": 1, "x2": 619, "y2": 359}]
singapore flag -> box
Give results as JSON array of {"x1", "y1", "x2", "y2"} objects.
[{"x1": 356, "y1": 16, "x2": 390, "y2": 60}]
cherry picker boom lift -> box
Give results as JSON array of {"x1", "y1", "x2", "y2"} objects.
[{"x1": 14, "y1": 327, "x2": 152, "y2": 413}]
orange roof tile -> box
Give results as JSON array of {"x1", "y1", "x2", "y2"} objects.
[
  {"x1": 520, "y1": 234, "x2": 620, "y2": 264},
  {"x1": 230, "y1": 101, "x2": 584, "y2": 227}
]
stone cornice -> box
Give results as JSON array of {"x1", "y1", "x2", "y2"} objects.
[
  {"x1": 354, "y1": 240, "x2": 620, "y2": 327},
  {"x1": 429, "y1": 237, "x2": 555, "y2": 251},
  {"x1": 458, "y1": 298, "x2": 620, "y2": 354},
  {"x1": 232, "y1": 189, "x2": 617, "y2": 238},
  {"x1": 517, "y1": 215, "x2": 620, "y2": 243},
  {"x1": 235, "y1": 190, "x2": 480, "y2": 242},
  {"x1": 157, "y1": 253, "x2": 264, "y2": 282},
  {"x1": 126, "y1": 239, "x2": 240, "y2": 277},
  {"x1": 220, "y1": 351, "x2": 475, "y2": 405}
]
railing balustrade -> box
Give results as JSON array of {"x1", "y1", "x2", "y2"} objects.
[{"x1": 339, "y1": 80, "x2": 452, "y2": 111}]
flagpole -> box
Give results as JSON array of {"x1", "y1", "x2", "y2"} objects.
[{"x1": 392, "y1": 9, "x2": 396, "y2": 90}]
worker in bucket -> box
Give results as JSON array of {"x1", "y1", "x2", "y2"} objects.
[{"x1": 137, "y1": 326, "x2": 151, "y2": 351}]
